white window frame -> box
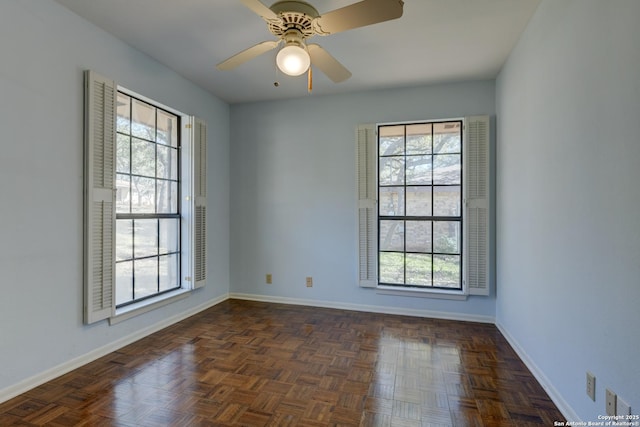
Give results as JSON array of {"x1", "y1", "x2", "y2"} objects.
[
  {"x1": 357, "y1": 116, "x2": 490, "y2": 298},
  {"x1": 83, "y1": 70, "x2": 207, "y2": 324}
]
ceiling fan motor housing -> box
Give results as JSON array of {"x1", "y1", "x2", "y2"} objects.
[{"x1": 268, "y1": 0, "x2": 318, "y2": 38}]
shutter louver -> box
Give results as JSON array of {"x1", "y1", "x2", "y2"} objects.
[
  {"x1": 193, "y1": 118, "x2": 207, "y2": 288},
  {"x1": 357, "y1": 124, "x2": 377, "y2": 287},
  {"x1": 84, "y1": 70, "x2": 116, "y2": 323},
  {"x1": 464, "y1": 116, "x2": 490, "y2": 296}
]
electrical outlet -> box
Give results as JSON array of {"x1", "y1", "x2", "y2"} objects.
[
  {"x1": 586, "y1": 372, "x2": 596, "y2": 401},
  {"x1": 606, "y1": 388, "x2": 616, "y2": 416},
  {"x1": 306, "y1": 277, "x2": 313, "y2": 287},
  {"x1": 266, "y1": 273, "x2": 272, "y2": 284},
  {"x1": 617, "y1": 396, "x2": 631, "y2": 416}
]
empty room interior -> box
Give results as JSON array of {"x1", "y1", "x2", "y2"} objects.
[{"x1": 1, "y1": 0, "x2": 639, "y2": 425}]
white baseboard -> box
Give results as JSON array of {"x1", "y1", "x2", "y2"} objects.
[
  {"x1": 0, "y1": 294, "x2": 229, "y2": 404},
  {"x1": 496, "y1": 321, "x2": 579, "y2": 422},
  {"x1": 229, "y1": 293, "x2": 495, "y2": 324}
]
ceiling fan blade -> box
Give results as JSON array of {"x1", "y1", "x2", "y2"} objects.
[
  {"x1": 216, "y1": 40, "x2": 280, "y2": 70},
  {"x1": 307, "y1": 44, "x2": 352, "y2": 83},
  {"x1": 313, "y1": 0, "x2": 404, "y2": 35},
  {"x1": 239, "y1": 0, "x2": 279, "y2": 21}
]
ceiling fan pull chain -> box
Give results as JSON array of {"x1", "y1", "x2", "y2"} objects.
[
  {"x1": 274, "y1": 59, "x2": 280, "y2": 87},
  {"x1": 308, "y1": 66, "x2": 313, "y2": 94}
]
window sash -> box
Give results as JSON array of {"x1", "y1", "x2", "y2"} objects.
[
  {"x1": 114, "y1": 92, "x2": 182, "y2": 307},
  {"x1": 377, "y1": 120, "x2": 463, "y2": 290}
]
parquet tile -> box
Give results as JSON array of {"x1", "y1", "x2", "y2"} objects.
[{"x1": 0, "y1": 299, "x2": 565, "y2": 426}]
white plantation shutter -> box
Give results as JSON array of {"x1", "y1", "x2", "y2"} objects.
[
  {"x1": 464, "y1": 115, "x2": 490, "y2": 295},
  {"x1": 84, "y1": 70, "x2": 116, "y2": 323},
  {"x1": 193, "y1": 118, "x2": 207, "y2": 288},
  {"x1": 357, "y1": 124, "x2": 377, "y2": 287}
]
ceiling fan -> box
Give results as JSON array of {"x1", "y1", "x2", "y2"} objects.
[{"x1": 216, "y1": 0, "x2": 404, "y2": 85}]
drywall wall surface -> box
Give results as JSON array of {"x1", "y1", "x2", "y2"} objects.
[
  {"x1": 0, "y1": 0, "x2": 230, "y2": 395},
  {"x1": 496, "y1": 0, "x2": 640, "y2": 421},
  {"x1": 230, "y1": 81, "x2": 496, "y2": 320}
]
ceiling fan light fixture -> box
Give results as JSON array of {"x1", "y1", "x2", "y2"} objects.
[{"x1": 276, "y1": 44, "x2": 310, "y2": 76}]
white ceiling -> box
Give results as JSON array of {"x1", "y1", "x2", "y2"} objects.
[{"x1": 54, "y1": 0, "x2": 540, "y2": 104}]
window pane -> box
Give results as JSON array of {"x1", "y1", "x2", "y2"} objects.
[
  {"x1": 380, "y1": 220, "x2": 404, "y2": 252},
  {"x1": 134, "y1": 258, "x2": 158, "y2": 299},
  {"x1": 157, "y1": 145, "x2": 177, "y2": 180},
  {"x1": 157, "y1": 110, "x2": 178, "y2": 148},
  {"x1": 131, "y1": 176, "x2": 156, "y2": 213},
  {"x1": 131, "y1": 138, "x2": 156, "y2": 178},
  {"x1": 433, "y1": 186, "x2": 461, "y2": 217},
  {"x1": 117, "y1": 93, "x2": 130, "y2": 134},
  {"x1": 379, "y1": 125, "x2": 404, "y2": 156},
  {"x1": 131, "y1": 99, "x2": 156, "y2": 140},
  {"x1": 379, "y1": 157, "x2": 404, "y2": 185},
  {"x1": 134, "y1": 219, "x2": 158, "y2": 258},
  {"x1": 406, "y1": 187, "x2": 431, "y2": 216},
  {"x1": 434, "y1": 221, "x2": 460, "y2": 254},
  {"x1": 406, "y1": 254, "x2": 432, "y2": 286},
  {"x1": 406, "y1": 123, "x2": 432, "y2": 155},
  {"x1": 406, "y1": 221, "x2": 431, "y2": 253},
  {"x1": 379, "y1": 252, "x2": 404, "y2": 284},
  {"x1": 433, "y1": 154, "x2": 461, "y2": 185},
  {"x1": 116, "y1": 174, "x2": 131, "y2": 213},
  {"x1": 116, "y1": 261, "x2": 133, "y2": 306},
  {"x1": 433, "y1": 122, "x2": 461, "y2": 154},
  {"x1": 434, "y1": 255, "x2": 460, "y2": 288},
  {"x1": 159, "y1": 254, "x2": 179, "y2": 292},
  {"x1": 156, "y1": 181, "x2": 178, "y2": 214},
  {"x1": 379, "y1": 187, "x2": 404, "y2": 216},
  {"x1": 159, "y1": 218, "x2": 179, "y2": 255},
  {"x1": 116, "y1": 219, "x2": 133, "y2": 261},
  {"x1": 116, "y1": 134, "x2": 130, "y2": 173},
  {"x1": 406, "y1": 155, "x2": 431, "y2": 185}
]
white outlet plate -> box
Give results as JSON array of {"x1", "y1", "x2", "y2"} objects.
[
  {"x1": 306, "y1": 277, "x2": 313, "y2": 287},
  {"x1": 606, "y1": 388, "x2": 616, "y2": 416},
  {"x1": 586, "y1": 372, "x2": 596, "y2": 401},
  {"x1": 617, "y1": 396, "x2": 631, "y2": 416}
]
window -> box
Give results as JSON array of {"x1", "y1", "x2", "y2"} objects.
[
  {"x1": 357, "y1": 117, "x2": 490, "y2": 296},
  {"x1": 115, "y1": 93, "x2": 181, "y2": 307},
  {"x1": 378, "y1": 121, "x2": 463, "y2": 289},
  {"x1": 84, "y1": 70, "x2": 207, "y2": 324}
]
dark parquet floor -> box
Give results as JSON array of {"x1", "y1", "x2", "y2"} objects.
[{"x1": 0, "y1": 299, "x2": 565, "y2": 426}]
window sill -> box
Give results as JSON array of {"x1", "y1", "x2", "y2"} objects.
[
  {"x1": 109, "y1": 288, "x2": 192, "y2": 325},
  {"x1": 376, "y1": 285, "x2": 468, "y2": 301}
]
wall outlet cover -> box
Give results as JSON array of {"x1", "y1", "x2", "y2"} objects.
[
  {"x1": 606, "y1": 388, "x2": 616, "y2": 416},
  {"x1": 586, "y1": 372, "x2": 596, "y2": 401}
]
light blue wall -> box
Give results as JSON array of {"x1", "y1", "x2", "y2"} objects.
[
  {"x1": 8, "y1": 0, "x2": 636, "y2": 421},
  {"x1": 496, "y1": 0, "x2": 640, "y2": 420},
  {"x1": 230, "y1": 82, "x2": 496, "y2": 320},
  {"x1": 0, "y1": 0, "x2": 230, "y2": 394}
]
